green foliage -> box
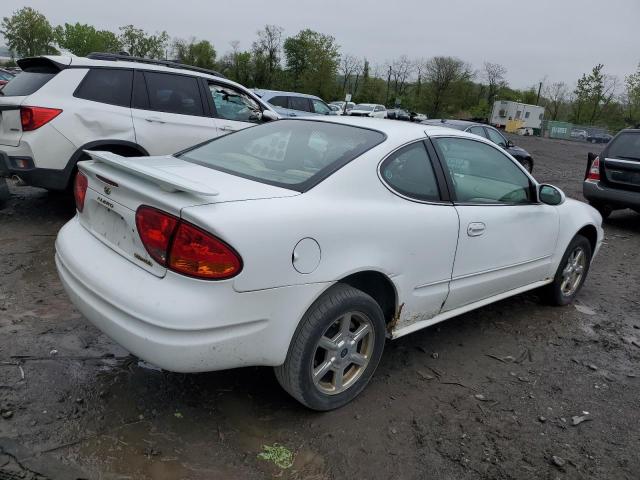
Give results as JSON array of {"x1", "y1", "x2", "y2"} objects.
[
  {"x1": 174, "y1": 38, "x2": 216, "y2": 69},
  {"x1": 283, "y1": 29, "x2": 340, "y2": 99},
  {"x1": 55, "y1": 23, "x2": 122, "y2": 56},
  {"x1": 571, "y1": 64, "x2": 612, "y2": 125},
  {"x1": 119, "y1": 25, "x2": 169, "y2": 59},
  {"x1": 1, "y1": 7, "x2": 57, "y2": 57},
  {"x1": 257, "y1": 444, "x2": 294, "y2": 469},
  {"x1": 624, "y1": 63, "x2": 640, "y2": 126}
]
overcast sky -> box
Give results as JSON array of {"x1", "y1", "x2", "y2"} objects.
[{"x1": 2, "y1": 0, "x2": 638, "y2": 89}]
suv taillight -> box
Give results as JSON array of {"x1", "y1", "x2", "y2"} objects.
[
  {"x1": 74, "y1": 171, "x2": 88, "y2": 212},
  {"x1": 135, "y1": 206, "x2": 242, "y2": 280},
  {"x1": 20, "y1": 106, "x2": 62, "y2": 131},
  {"x1": 586, "y1": 156, "x2": 601, "y2": 181}
]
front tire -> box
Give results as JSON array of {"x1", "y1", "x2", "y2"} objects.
[
  {"x1": 543, "y1": 235, "x2": 592, "y2": 306},
  {"x1": 275, "y1": 283, "x2": 386, "y2": 411}
]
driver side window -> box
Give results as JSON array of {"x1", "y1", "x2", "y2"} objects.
[
  {"x1": 485, "y1": 127, "x2": 507, "y2": 147},
  {"x1": 434, "y1": 137, "x2": 531, "y2": 204},
  {"x1": 209, "y1": 83, "x2": 261, "y2": 123}
]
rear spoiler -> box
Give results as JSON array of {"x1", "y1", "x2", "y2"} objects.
[{"x1": 82, "y1": 151, "x2": 219, "y2": 196}]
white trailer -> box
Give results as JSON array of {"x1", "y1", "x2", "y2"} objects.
[{"x1": 491, "y1": 100, "x2": 544, "y2": 130}]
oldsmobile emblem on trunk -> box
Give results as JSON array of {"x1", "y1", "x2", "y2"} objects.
[{"x1": 104, "y1": 186, "x2": 111, "y2": 195}]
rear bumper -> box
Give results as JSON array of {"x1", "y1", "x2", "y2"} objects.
[
  {"x1": 55, "y1": 217, "x2": 330, "y2": 372},
  {"x1": 0, "y1": 124, "x2": 77, "y2": 190},
  {"x1": 583, "y1": 180, "x2": 640, "y2": 209}
]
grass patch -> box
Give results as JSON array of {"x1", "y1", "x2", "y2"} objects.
[{"x1": 258, "y1": 443, "x2": 294, "y2": 469}]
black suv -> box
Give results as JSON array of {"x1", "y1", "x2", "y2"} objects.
[{"x1": 583, "y1": 129, "x2": 640, "y2": 218}]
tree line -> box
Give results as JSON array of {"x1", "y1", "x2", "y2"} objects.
[{"x1": 2, "y1": 7, "x2": 639, "y2": 131}]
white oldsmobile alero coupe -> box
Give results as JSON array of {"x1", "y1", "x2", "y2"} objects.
[{"x1": 55, "y1": 117, "x2": 603, "y2": 410}]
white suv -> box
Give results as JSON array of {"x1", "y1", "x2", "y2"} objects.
[{"x1": 0, "y1": 54, "x2": 278, "y2": 191}]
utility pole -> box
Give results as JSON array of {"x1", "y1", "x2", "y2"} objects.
[
  {"x1": 536, "y1": 81, "x2": 543, "y2": 105},
  {"x1": 385, "y1": 65, "x2": 392, "y2": 106}
]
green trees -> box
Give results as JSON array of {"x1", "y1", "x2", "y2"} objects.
[
  {"x1": 174, "y1": 38, "x2": 217, "y2": 69},
  {"x1": 283, "y1": 29, "x2": 340, "y2": 99},
  {"x1": 423, "y1": 56, "x2": 472, "y2": 117},
  {"x1": 55, "y1": 23, "x2": 122, "y2": 56},
  {"x1": 571, "y1": 64, "x2": 616, "y2": 125},
  {"x1": 1, "y1": 7, "x2": 57, "y2": 57},
  {"x1": 119, "y1": 25, "x2": 169, "y2": 59},
  {"x1": 624, "y1": 64, "x2": 640, "y2": 126}
]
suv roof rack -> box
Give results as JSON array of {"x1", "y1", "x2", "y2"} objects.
[{"x1": 86, "y1": 52, "x2": 226, "y2": 79}]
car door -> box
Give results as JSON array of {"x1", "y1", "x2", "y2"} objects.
[
  {"x1": 379, "y1": 141, "x2": 459, "y2": 325},
  {"x1": 289, "y1": 96, "x2": 315, "y2": 116},
  {"x1": 484, "y1": 126, "x2": 508, "y2": 148},
  {"x1": 207, "y1": 81, "x2": 265, "y2": 134},
  {"x1": 467, "y1": 125, "x2": 489, "y2": 139},
  {"x1": 310, "y1": 98, "x2": 332, "y2": 116},
  {"x1": 131, "y1": 71, "x2": 216, "y2": 155},
  {"x1": 432, "y1": 136, "x2": 559, "y2": 310}
]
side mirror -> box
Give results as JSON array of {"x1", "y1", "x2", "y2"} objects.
[
  {"x1": 539, "y1": 184, "x2": 565, "y2": 206},
  {"x1": 506, "y1": 140, "x2": 515, "y2": 148},
  {"x1": 261, "y1": 110, "x2": 279, "y2": 122}
]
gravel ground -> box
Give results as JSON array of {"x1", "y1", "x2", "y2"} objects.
[{"x1": 0, "y1": 134, "x2": 639, "y2": 480}]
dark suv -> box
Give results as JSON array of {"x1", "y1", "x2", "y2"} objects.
[{"x1": 583, "y1": 129, "x2": 640, "y2": 218}]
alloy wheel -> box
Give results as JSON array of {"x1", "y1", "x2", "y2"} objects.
[
  {"x1": 311, "y1": 312, "x2": 375, "y2": 395},
  {"x1": 561, "y1": 247, "x2": 586, "y2": 296}
]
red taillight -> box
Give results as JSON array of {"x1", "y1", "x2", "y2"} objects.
[
  {"x1": 74, "y1": 171, "x2": 88, "y2": 212},
  {"x1": 20, "y1": 106, "x2": 62, "y2": 131},
  {"x1": 135, "y1": 206, "x2": 242, "y2": 280},
  {"x1": 169, "y1": 222, "x2": 242, "y2": 279},
  {"x1": 135, "y1": 206, "x2": 179, "y2": 265},
  {"x1": 587, "y1": 156, "x2": 601, "y2": 181}
]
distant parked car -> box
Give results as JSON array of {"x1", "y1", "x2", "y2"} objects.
[
  {"x1": 422, "y1": 119, "x2": 535, "y2": 172},
  {"x1": 410, "y1": 112, "x2": 428, "y2": 122},
  {"x1": 256, "y1": 89, "x2": 335, "y2": 117},
  {"x1": 571, "y1": 128, "x2": 588, "y2": 140},
  {"x1": 330, "y1": 101, "x2": 355, "y2": 114},
  {"x1": 348, "y1": 103, "x2": 387, "y2": 118},
  {"x1": 583, "y1": 129, "x2": 640, "y2": 218},
  {"x1": 387, "y1": 108, "x2": 411, "y2": 121},
  {"x1": 587, "y1": 133, "x2": 612, "y2": 144}
]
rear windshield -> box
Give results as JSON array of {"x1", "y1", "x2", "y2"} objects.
[
  {"x1": 1, "y1": 70, "x2": 56, "y2": 96},
  {"x1": 607, "y1": 132, "x2": 640, "y2": 161},
  {"x1": 177, "y1": 120, "x2": 385, "y2": 191}
]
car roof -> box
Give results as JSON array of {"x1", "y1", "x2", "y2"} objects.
[
  {"x1": 255, "y1": 89, "x2": 323, "y2": 101},
  {"x1": 421, "y1": 119, "x2": 482, "y2": 130}
]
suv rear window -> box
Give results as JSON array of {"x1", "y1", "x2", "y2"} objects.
[
  {"x1": 607, "y1": 132, "x2": 640, "y2": 161},
  {"x1": 74, "y1": 68, "x2": 133, "y2": 107},
  {"x1": 178, "y1": 120, "x2": 385, "y2": 191}
]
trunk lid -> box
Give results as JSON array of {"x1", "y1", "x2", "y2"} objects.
[
  {"x1": 603, "y1": 157, "x2": 640, "y2": 190},
  {"x1": 77, "y1": 152, "x2": 298, "y2": 277},
  {"x1": 0, "y1": 99, "x2": 25, "y2": 147}
]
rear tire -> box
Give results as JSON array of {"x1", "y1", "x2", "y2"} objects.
[
  {"x1": 275, "y1": 283, "x2": 386, "y2": 411},
  {"x1": 520, "y1": 158, "x2": 533, "y2": 173},
  {"x1": 0, "y1": 178, "x2": 9, "y2": 209},
  {"x1": 543, "y1": 235, "x2": 592, "y2": 306}
]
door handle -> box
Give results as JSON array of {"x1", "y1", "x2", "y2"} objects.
[
  {"x1": 288, "y1": 112, "x2": 297, "y2": 117},
  {"x1": 467, "y1": 222, "x2": 486, "y2": 237},
  {"x1": 144, "y1": 117, "x2": 166, "y2": 124},
  {"x1": 220, "y1": 125, "x2": 237, "y2": 132}
]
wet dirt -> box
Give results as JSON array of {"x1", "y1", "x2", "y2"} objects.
[{"x1": 0, "y1": 135, "x2": 639, "y2": 479}]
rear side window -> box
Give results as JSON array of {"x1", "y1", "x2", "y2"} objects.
[
  {"x1": 381, "y1": 142, "x2": 440, "y2": 201},
  {"x1": 74, "y1": 68, "x2": 133, "y2": 107},
  {"x1": 268, "y1": 96, "x2": 288, "y2": 108},
  {"x1": 143, "y1": 72, "x2": 204, "y2": 116},
  {"x1": 607, "y1": 133, "x2": 640, "y2": 161},
  {"x1": 1, "y1": 71, "x2": 56, "y2": 96},
  {"x1": 289, "y1": 96, "x2": 312, "y2": 112}
]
